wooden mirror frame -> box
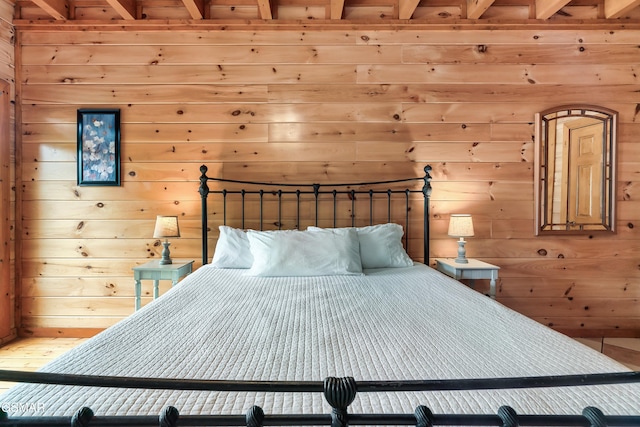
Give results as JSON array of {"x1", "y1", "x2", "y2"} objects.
[{"x1": 534, "y1": 105, "x2": 617, "y2": 235}]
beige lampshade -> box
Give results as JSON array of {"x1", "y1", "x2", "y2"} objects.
[
  {"x1": 153, "y1": 215, "x2": 180, "y2": 238},
  {"x1": 448, "y1": 214, "x2": 474, "y2": 238}
]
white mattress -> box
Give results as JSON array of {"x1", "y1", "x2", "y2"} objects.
[{"x1": 1, "y1": 263, "x2": 637, "y2": 417}]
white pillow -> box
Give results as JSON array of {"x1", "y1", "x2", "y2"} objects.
[
  {"x1": 210, "y1": 225, "x2": 253, "y2": 268},
  {"x1": 245, "y1": 229, "x2": 363, "y2": 276},
  {"x1": 308, "y1": 223, "x2": 413, "y2": 269}
]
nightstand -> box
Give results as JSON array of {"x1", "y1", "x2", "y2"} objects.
[
  {"x1": 132, "y1": 259, "x2": 194, "y2": 310},
  {"x1": 435, "y1": 258, "x2": 500, "y2": 299}
]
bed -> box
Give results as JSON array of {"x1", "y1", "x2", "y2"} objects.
[{"x1": 1, "y1": 164, "x2": 639, "y2": 427}]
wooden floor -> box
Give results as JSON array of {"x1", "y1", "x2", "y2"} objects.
[
  {"x1": 0, "y1": 336, "x2": 638, "y2": 394},
  {"x1": 0, "y1": 337, "x2": 88, "y2": 393},
  {"x1": 574, "y1": 337, "x2": 640, "y2": 371}
]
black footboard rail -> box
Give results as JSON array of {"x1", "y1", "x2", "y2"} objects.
[
  {"x1": 199, "y1": 164, "x2": 433, "y2": 265},
  {"x1": 1, "y1": 370, "x2": 639, "y2": 427}
]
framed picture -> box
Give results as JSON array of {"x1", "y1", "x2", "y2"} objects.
[{"x1": 77, "y1": 108, "x2": 121, "y2": 186}]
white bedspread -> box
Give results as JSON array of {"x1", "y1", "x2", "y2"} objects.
[{"x1": 1, "y1": 263, "x2": 637, "y2": 417}]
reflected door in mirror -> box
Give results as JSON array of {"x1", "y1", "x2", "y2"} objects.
[{"x1": 535, "y1": 105, "x2": 617, "y2": 235}]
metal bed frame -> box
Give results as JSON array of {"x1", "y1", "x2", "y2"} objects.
[
  {"x1": 198, "y1": 164, "x2": 434, "y2": 265},
  {"x1": 1, "y1": 164, "x2": 640, "y2": 427},
  {"x1": 1, "y1": 370, "x2": 639, "y2": 426}
]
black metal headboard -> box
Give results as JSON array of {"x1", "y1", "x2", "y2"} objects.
[{"x1": 198, "y1": 165, "x2": 433, "y2": 266}]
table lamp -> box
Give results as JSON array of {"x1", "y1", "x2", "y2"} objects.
[
  {"x1": 448, "y1": 214, "x2": 474, "y2": 264},
  {"x1": 153, "y1": 215, "x2": 180, "y2": 265}
]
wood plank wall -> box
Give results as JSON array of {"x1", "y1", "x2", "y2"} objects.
[
  {"x1": 14, "y1": 25, "x2": 640, "y2": 338},
  {"x1": 0, "y1": 0, "x2": 15, "y2": 345}
]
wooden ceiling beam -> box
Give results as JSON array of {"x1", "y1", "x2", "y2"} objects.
[
  {"x1": 330, "y1": 0, "x2": 345, "y2": 19},
  {"x1": 31, "y1": 0, "x2": 68, "y2": 20},
  {"x1": 21, "y1": 0, "x2": 640, "y2": 23},
  {"x1": 535, "y1": 0, "x2": 572, "y2": 18},
  {"x1": 182, "y1": 0, "x2": 205, "y2": 19},
  {"x1": 256, "y1": 0, "x2": 273, "y2": 19},
  {"x1": 467, "y1": 0, "x2": 496, "y2": 18},
  {"x1": 605, "y1": 0, "x2": 640, "y2": 17},
  {"x1": 399, "y1": 0, "x2": 421, "y2": 18},
  {"x1": 104, "y1": 0, "x2": 136, "y2": 20}
]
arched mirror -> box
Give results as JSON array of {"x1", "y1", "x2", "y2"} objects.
[{"x1": 535, "y1": 105, "x2": 617, "y2": 235}]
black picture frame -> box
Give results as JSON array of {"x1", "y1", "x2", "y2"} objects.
[{"x1": 77, "y1": 109, "x2": 121, "y2": 186}]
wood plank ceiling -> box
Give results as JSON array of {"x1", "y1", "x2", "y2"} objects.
[{"x1": 13, "y1": 0, "x2": 640, "y2": 23}]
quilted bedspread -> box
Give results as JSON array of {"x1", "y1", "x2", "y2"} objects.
[{"x1": 1, "y1": 263, "x2": 637, "y2": 417}]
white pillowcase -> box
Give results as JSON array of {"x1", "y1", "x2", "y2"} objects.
[
  {"x1": 211, "y1": 225, "x2": 253, "y2": 268},
  {"x1": 308, "y1": 223, "x2": 413, "y2": 269},
  {"x1": 245, "y1": 229, "x2": 363, "y2": 277}
]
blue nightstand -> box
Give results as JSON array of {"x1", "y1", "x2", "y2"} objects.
[
  {"x1": 435, "y1": 258, "x2": 500, "y2": 299},
  {"x1": 132, "y1": 259, "x2": 194, "y2": 310}
]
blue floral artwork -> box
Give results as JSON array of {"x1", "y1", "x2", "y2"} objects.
[{"x1": 77, "y1": 109, "x2": 120, "y2": 186}]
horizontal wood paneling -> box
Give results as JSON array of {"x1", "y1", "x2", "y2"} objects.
[
  {"x1": 15, "y1": 27, "x2": 640, "y2": 337},
  {"x1": 21, "y1": 85, "x2": 269, "y2": 104},
  {"x1": 21, "y1": 45, "x2": 403, "y2": 65},
  {"x1": 22, "y1": 64, "x2": 360, "y2": 84},
  {"x1": 401, "y1": 44, "x2": 640, "y2": 64},
  {"x1": 18, "y1": 30, "x2": 362, "y2": 45},
  {"x1": 23, "y1": 103, "x2": 406, "y2": 123},
  {"x1": 267, "y1": 84, "x2": 640, "y2": 103}
]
